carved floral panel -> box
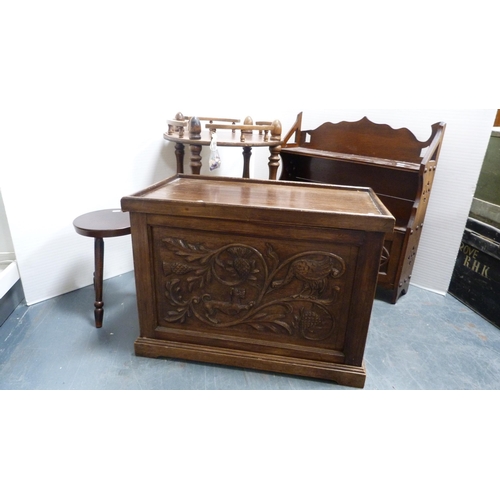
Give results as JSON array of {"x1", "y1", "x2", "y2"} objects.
[{"x1": 153, "y1": 227, "x2": 356, "y2": 349}]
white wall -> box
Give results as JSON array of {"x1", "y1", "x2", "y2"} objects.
[
  {"x1": 0, "y1": 190, "x2": 15, "y2": 255},
  {"x1": 1, "y1": 1, "x2": 497, "y2": 305}
]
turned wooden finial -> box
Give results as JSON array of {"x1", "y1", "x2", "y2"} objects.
[
  {"x1": 242, "y1": 116, "x2": 253, "y2": 140},
  {"x1": 189, "y1": 116, "x2": 202, "y2": 140},
  {"x1": 169, "y1": 112, "x2": 187, "y2": 137},
  {"x1": 271, "y1": 119, "x2": 282, "y2": 141}
]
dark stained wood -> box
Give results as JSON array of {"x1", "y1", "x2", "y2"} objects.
[
  {"x1": 164, "y1": 113, "x2": 283, "y2": 179},
  {"x1": 94, "y1": 237, "x2": 104, "y2": 327},
  {"x1": 121, "y1": 175, "x2": 394, "y2": 387},
  {"x1": 242, "y1": 146, "x2": 252, "y2": 179},
  {"x1": 73, "y1": 209, "x2": 131, "y2": 238},
  {"x1": 73, "y1": 209, "x2": 131, "y2": 328},
  {"x1": 174, "y1": 142, "x2": 184, "y2": 174},
  {"x1": 280, "y1": 113, "x2": 446, "y2": 303}
]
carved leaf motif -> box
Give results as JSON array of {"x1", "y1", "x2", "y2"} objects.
[
  {"x1": 271, "y1": 321, "x2": 293, "y2": 335},
  {"x1": 265, "y1": 243, "x2": 279, "y2": 272},
  {"x1": 249, "y1": 323, "x2": 266, "y2": 332},
  {"x1": 163, "y1": 238, "x2": 214, "y2": 263}
]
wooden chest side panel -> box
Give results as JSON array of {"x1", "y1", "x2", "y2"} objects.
[{"x1": 129, "y1": 213, "x2": 157, "y2": 336}]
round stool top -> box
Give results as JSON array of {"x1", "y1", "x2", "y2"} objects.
[{"x1": 73, "y1": 209, "x2": 131, "y2": 238}]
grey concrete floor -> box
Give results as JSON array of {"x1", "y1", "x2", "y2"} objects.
[{"x1": 1, "y1": 271, "x2": 500, "y2": 390}]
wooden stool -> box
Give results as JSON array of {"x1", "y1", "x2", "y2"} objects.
[{"x1": 73, "y1": 209, "x2": 131, "y2": 328}]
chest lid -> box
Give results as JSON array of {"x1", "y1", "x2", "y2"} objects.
[{"x1": 121, "y1": 174, "x2": 394, "y2": 233}]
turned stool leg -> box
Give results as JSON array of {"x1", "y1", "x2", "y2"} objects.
[
  {"x1": 94, "y1": 237, "x2": 104, "y2": 328},
  {"x1": 242, "y1": 146, "x2": 252, "y2": 178},
  {"x1": 268, "y1": 144, "x2": 282, "y2": 180},
  {"x1": 189, "y1": 143, "x2": 202, "y2": 175},
  {"x1": 174, "y1": 142, "x2": 185, "y2": 174},
  {"x1": 74, "y1": 209, "x2": 130, "y2": 329}
]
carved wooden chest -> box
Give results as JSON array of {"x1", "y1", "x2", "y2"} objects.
[{"x1": 121, "y1": 175, "x2": 394, "y2": 388}]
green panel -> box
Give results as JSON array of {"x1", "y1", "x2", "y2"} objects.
[{"x1": 474, "y1": 132, "x2": 500, "y2": 206}]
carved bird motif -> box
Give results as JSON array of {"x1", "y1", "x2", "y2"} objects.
[{"x1": 272, "y1": 257, "x2": 342, "y2": 298}]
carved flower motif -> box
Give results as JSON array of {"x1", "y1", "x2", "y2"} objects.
[{"x1": 226, "y1": 247, "x2": 257, "y2": 281}]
